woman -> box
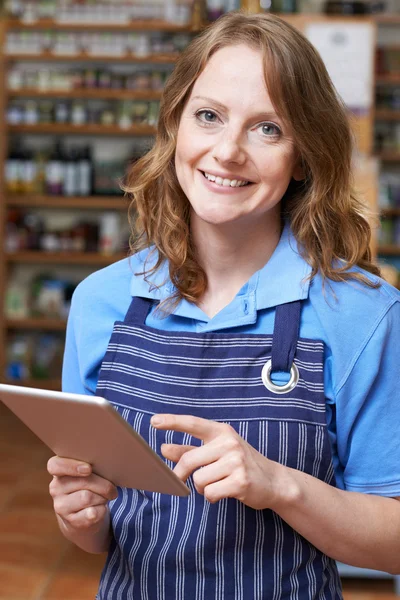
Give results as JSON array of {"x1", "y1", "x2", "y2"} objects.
[{"x1": 48, "y1": 11, "x2": 400, "y2": 600}]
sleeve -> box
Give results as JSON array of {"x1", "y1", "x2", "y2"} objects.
[
  {"x1": 334, "y1": 300, "x2": 400, "y2": 496},
  {"x1": 62, "y1": 287, "x2": 95, "y2": 396}
]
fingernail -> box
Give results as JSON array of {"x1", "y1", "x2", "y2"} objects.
[
  {"x1": 78, "y1": 464, "x2": 90, "y2": 474},
  {"x1": 151, "y1": 416, "x2": 163, "y2": 426}
]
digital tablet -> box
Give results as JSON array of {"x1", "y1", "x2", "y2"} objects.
[{"x1": 0, "y1": 383, "x2": 189, "y2": 497}]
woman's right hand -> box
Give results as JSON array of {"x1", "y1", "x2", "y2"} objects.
[{"x1": 47, "y1": 456, "x2": 118, "y2": 533}]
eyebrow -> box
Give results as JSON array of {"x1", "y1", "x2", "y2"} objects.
[{"x1": 190, "y1": 95, "x2": 280, "y2": 121}]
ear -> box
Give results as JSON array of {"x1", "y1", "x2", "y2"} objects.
[{"x1": 292, "y1": 157, "x2": 305, "y2": 182}]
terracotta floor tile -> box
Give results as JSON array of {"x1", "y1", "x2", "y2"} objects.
[
  {"x1": 5, "y1": 488, "x2": 54, "y2": 511},
  {"x1": 0, "y1": 510, "x2": 63, "y2": 539},
  {"x1": 0, "y1": 537, "x2": 65, "y2": 569},
  {"x1": 0, "y1": 564, "x2": 51, "y2": 599},
  {"x1": 42, "y1": 545, "x2": 105, "y2": 600}
]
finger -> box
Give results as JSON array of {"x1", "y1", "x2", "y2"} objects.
[
  {"x1": 62, "y1": 503, "x2": 108, "y2": 530},
  {"x1": 172, "y1": 441, "x2": 223, "y2": 481},
  {"x1": 192, "y1": 460, "x2": 233, "y2": 495},
  {"x1": 161, "y1": 444, "x2": 196, "y2": 463},
  {"x1": 53, "y1": 489, "x2": 110, "y2": 518},
  {"x1": 49, "y1": 473, "x2": 118, "y2": 501},
  {"x1": 202, "y1": 477, "x2": 237, "y2": 504},
  {"x1": 151, "y1": 414, "x2": 229, "y2": 443},
  {"x1": 47, "y1": 456, "x2": 92, "y2": 477}
]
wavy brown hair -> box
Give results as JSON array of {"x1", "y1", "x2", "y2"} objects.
[{"x1": 123, "y1": 10, "x2": 380, "y2": 310}]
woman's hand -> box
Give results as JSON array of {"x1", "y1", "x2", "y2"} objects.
[
  {"x1": 47, "y1": 456, "x2": 118, "y2": 534},
  {"x1": 151, "y1": 414, "x2": 288, "y2": 510}
]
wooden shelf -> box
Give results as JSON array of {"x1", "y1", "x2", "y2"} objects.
[
  {"x1": 377, "y1": 245, "x2": 400, "y2": 255},
  {"x1": 6, "y1": 317, "x2": 66, "y2": 330},
  {"x1": 375, "y1": 109, "x2": 400, "y2": 120},
  {"x1": 381, "y1": 207, "x2": 400, "y2": 217},
  {"x1": 5, "y1": 251, "x2": 127, "y2": 265},
  {"x1": 5, "y1": 51, "x2": 180, "y2": 64},
  {"x1": 376, "y1": 152, "x2": 400, "y2": 162},
  {"x1": 4, "y1": 378, "x2": 62, "y2": 390},
  {"x1": 7, "y1": 88, "x2": 163, "y2": 100},
  {"x1": 374, "y1": 14, "x2": 400, "y2": 24},
  {"x1": 7, "y1": 123, "x2": 157, "y2": 136},
  {"x1": 4, "y1": 18, "x2": 195, "y2": 32},
  {"x1": 376, "y1": 74, "x2": 400, "y2": 84},
  {"x1": 6, "y1": 195, "x2": 129, "y2": 210}
]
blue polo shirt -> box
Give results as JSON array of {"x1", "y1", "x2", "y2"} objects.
[{"x1": 63, "y1": 225, "x2": 400, "y2": 497}]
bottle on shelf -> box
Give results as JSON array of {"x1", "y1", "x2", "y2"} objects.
[
  {"x1": 77, "y1": 146, "x2": 93, "y2": 197},
  {"x1": 45, "y1": 141, "x2": 64, "y2": 196}
]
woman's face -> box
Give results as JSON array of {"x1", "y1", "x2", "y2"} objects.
[{"x1": 175, "y1": 44, "x2": 303, "y2": 229}]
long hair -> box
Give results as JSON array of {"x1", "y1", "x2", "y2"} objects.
[{"x1": 123, "y1": 11, "x2": 380, "y2": 310}]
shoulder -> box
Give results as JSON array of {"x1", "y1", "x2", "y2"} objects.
[
  {"x1": 309, "y1": 266, "x2": 399, "y2": 323},
  {"x1": 307, "y1": 267, "x2": 399, "y2": 395}
]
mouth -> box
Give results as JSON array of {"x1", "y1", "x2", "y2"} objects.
[{"x1": 201, "y1": 171, "x2": 252, "y2": 188}]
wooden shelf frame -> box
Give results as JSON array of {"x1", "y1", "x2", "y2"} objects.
[
  {"x1": 4, "y1": 52, "x2": 180, "y2": 64},
  {"x1": 5, "y1": 195, "x2": 129, "y2": 210},
  {"x1": 4, "y1": 18, "x2": 196, "y2": 33},
  {"x1": 377, "y1": 245, "x2": 400, "y2": 255},
  {"x1": 376, "y1": 152, "x2": 400, "y2": 162},
  {"x1": 5, "y1": 251, "x2": 127, "y2": 265},
  {"x1": 7, "y1": 123, "x2": 157, "y2": 136},
  {"x1": 4, "y1": 378, "x2": 62, "y2": 390},
  {"x1": 7, "y1": 89, "x2": 164, "y2": 100},
  {"x1": 375, "y1": 109, "x2": 400, "y2": 120},
  {"x1": 6, "y1": 317, "x2": 67, "y2": 330},
  {"x1": 376, "y1": 74, "x2": 400, "y2": 84},
  {"x1": 381, "y1": 207, "x2": 400, "y2": 217}
]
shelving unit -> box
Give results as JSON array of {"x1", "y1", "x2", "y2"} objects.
[
  {"x1": 0, "y1": 5, "x2": 203, "y2": 388},
  {"x1": 374, "y1": 16, "x2": 400, "y2": 283}
]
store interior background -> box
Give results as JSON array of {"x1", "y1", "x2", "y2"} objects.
[{"x1": 0, "y1": 0, "x2": 399, "y2": 598}]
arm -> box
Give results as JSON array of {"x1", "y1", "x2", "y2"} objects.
[
  {"x1": 50, "y1": 290, "x2": 115, "y2": 553},
  {"x1": 153, "y1": 414, "x2": 400, "y2": 574}
]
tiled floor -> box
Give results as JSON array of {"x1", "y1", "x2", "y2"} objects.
[{"x1": 0, "y1": 400, "x2": 398, "y2": 600}]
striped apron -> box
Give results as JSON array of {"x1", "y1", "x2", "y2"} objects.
[{"x1": 95, "y1": 296, "x2": 342, "y2": 600}]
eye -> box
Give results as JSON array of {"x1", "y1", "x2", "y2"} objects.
[
  {"x1": 259, "y1": 122, "x2": 281, "y2": 137},
  {"x1": 195, "y1": 109, "x2": 219, "y2": 124}
]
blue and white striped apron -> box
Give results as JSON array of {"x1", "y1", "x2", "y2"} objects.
[{"x1": 95, "y1": 296, "x2": 342, "y2": 599}]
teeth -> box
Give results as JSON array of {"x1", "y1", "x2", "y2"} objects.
[{"x1": 204, "y1": 172, "x2": 248, "y2": 187}]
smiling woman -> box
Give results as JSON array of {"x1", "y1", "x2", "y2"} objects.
[{"x1": 48, "y1": 10, "x2": 400, "y2": 600}]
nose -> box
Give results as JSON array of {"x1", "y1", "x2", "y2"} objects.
[{"x1": 212, "y1": 128, "x2": 246, "y2": 166}]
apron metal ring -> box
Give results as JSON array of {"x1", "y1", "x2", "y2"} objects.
[{"x1": 261, "y1": 360, "x2": 299, "y2": 395}]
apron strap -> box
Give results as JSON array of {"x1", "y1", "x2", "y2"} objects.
[
  {"x1": 124, "y1": 296, "x2": 154, "y2": 326},
  {"x1": 271, "y1": 300, "x2": 301, "y2": 373}
]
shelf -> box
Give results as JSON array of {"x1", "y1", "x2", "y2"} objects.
[
  {"x1": 5, "y1": 195, "x2": 129, "y2": 210},
  {"x1": 376, "y1": 152, "x2": 400, "y2": 162},
  {"x1": 381, "y1": 208, "x2": 400, "y2": 217},
  {"x1": 376, "y1": 74, "x2": 400, "y2": 84},
  {"x1": 377, "y1": 245, "x2": 400, "y2": 255},
  {"x1": 6, "y1": 317, "x2": 66, "y2": 330},
  {"x1": 5, "y1": 51, "x2": 180, "y2": 64},
  {"x1": 7, "y1": 123, "x2": 157, "y2": 136},
  {"x1": 4, "y1": 378, "x2": 62, "y2": 391},
  {"x1": 5, "y1": 251, "x2": 127, "y2": 265},
  {"x1": 4, "y1": 18, "x2": 195, "y2": 32},
  {"x1": 375, "y1": 110, "x2": 400, "y2": 120},
  {"x1": 7, "y1": 89, "x2": 163, "y2": 101},
  {"x1": 374, "y1": 14, "x2": 400, "y2": 24}
]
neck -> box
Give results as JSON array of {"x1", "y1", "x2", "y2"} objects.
[{"x1": 191, "y1": 212, "x2": 282, "y2": 318}]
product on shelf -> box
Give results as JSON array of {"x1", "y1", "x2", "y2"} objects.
[
  {"x1": 6, "y1": 332, "x2": 65, "y2": 382},
  {"x1": 4, "y1": 0, "x2": 195, "y2": 26},
  {"x1": 5, "y1": 31, "x2": 192, "y2": 57},
  {"x1": 5, "y1": 208, "x2": 128, "y2": 254},
  {"x1": 6, "y1": 98, "x2": 160, "y2": 129}
]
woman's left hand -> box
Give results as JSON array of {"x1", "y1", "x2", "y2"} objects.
[{"x1": 151, "y1": 414, "x2": 284, "y2": 510}]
